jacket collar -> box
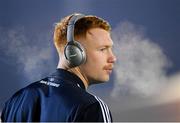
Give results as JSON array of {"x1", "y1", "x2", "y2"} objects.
[{"x1": 49, "y1": 68, "x2": 86, "y2": 90}]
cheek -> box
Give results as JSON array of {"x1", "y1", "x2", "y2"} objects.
[
  {"x1": 83, "y1": 52, "x2": 107, "y2": 73},
  {"x1": 86, "y1": 51, "x2": 103, "y2": 65}
]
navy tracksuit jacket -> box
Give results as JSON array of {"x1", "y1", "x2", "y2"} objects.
[{"x1": 1, "y1": 68, "x2": 113, "y2": 122}]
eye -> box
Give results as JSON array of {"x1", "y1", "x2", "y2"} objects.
[{"x1": 99, "y1": 47, "x2": 107, "y2": 52}]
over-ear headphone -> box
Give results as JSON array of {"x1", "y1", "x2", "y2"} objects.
[{"x1": 64, "y1": 14, "x2": 86, "y2": 67}]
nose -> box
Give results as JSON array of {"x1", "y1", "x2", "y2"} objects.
[{"x1": 107, "y1": 50, "x2": 117, "y2": 63}]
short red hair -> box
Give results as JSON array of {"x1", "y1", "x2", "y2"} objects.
[{"x1": 53, "y1": 13, "x2": 111, "y2": 53}]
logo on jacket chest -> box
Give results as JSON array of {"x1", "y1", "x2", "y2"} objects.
[{"x1": 40, "y1": 80, "x2": 60, "y2": 87}]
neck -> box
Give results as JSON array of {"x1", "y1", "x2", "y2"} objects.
[
  {"x1": 57, "y1": 63, "x2": 89, "y2": 89},
  {"x1": 68, "y1": 67, "x2": 89, "y2": 89}
]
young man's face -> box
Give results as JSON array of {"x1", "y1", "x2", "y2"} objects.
[{"x1": 79, "y1": 28, "x2": 116, "y2": 84}]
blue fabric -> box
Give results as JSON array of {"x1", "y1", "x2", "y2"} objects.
[{"x1": 1, "y1": 68, "x2": 113, "y2": 122}]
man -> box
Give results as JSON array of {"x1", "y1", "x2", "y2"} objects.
[{"x1": 1, "y1": 13, "x2": 116, "y2": 122}]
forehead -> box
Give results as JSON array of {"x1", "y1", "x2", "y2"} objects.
[{"x1": 85, "y1": 28, "x2": 113, "y2": 47}]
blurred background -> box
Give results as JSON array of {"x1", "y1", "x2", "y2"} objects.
[{"x1": 0, "y1": 0, "x2": 180, "y2": 121}]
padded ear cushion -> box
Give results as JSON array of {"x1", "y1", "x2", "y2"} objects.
[{"x1": 64, "y1": 41, "x2": 86, "y2": 67}]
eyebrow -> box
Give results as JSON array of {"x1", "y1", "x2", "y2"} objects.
[{"x1": 98, "y1": 44, "x2": 113, "y2": 48}]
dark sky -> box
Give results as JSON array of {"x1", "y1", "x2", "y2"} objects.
[
  {"x1": 0, "y1": 0, "x2": 179, "y2": 72},
  {"x1": 0, "y1": 0, "x2": 180, "y2": 121}
]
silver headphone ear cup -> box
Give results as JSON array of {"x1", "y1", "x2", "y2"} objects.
[
  {"x1": 64, "y1": 41, "x2": 86, "y2": 67},
  {"x1": 65, "y1": 14, "x2": 86, "y2": 67},
  {"x1": 74, "y1": 41, "x2": 86, "y2": 64}
]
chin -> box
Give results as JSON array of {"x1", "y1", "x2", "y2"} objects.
[
  {"x1": 103, "y1": 76, "x2": 110, "y2": 81},
  {"x1": 100, "y1": 75, "x2": 110, "y2": 82}
]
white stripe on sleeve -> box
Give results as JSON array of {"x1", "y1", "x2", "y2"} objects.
[
  {"x1": 94, "y1": 96, "x2": 111, "y2": 123},
  {"x1": 94, "y1": 96, "x2": 107, "y2": 122},
  {"x1": 96, "y1": 96, "x2": 111, "y2": 122}
]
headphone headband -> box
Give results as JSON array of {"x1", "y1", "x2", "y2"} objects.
[{"x1": 67, "y1": 14, "x2": 85, "y2": 42}]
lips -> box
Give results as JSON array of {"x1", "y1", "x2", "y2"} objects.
[{"x1": 103, "y1": 65, "x2": 114, "y2": 74}]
